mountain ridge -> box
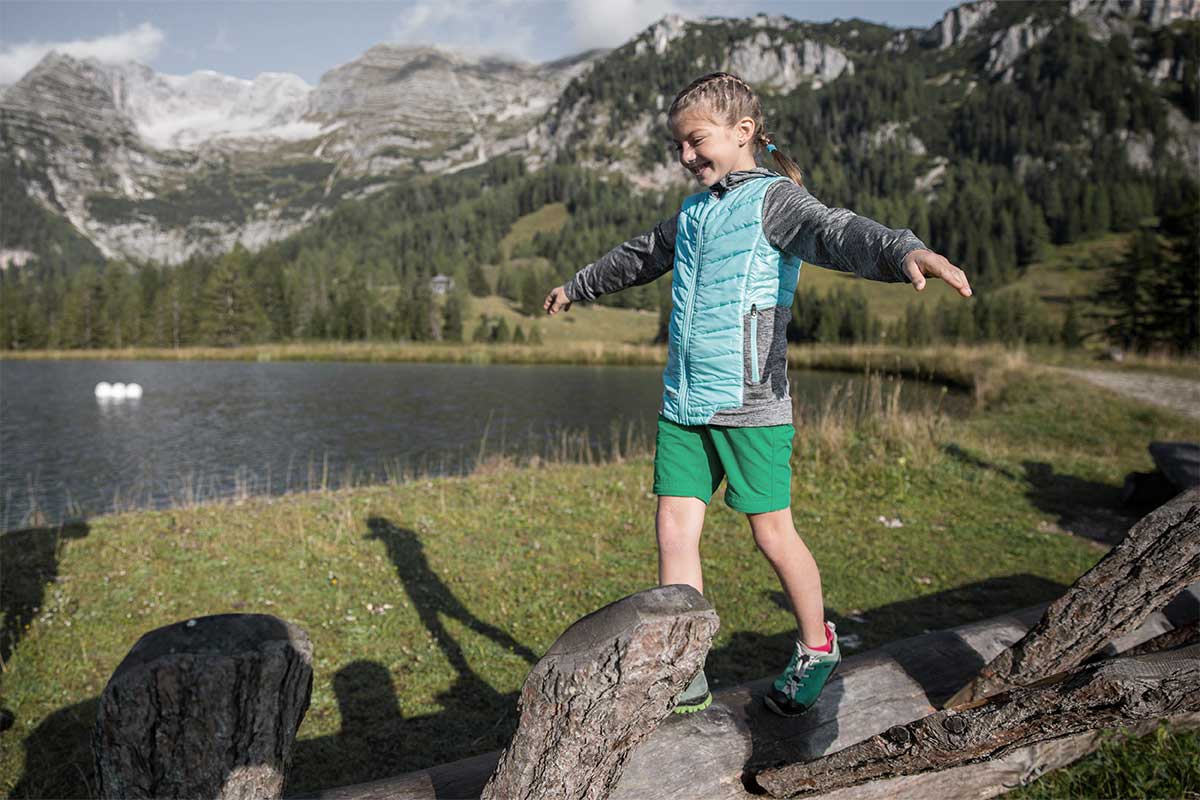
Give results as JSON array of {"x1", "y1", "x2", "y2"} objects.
[{"x1": 1, "y1": 0, "x2": 1196, "y2": 269}]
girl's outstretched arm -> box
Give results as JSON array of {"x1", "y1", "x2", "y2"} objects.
[
  {"x1": 559, "y1": 217, "x2": 677, "y2": 304},
  {"x1": 763, "y1": 181, "x2": 968, "y2": 294}
]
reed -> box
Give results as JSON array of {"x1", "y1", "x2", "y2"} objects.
[{"x1": 0, "y1": 341, "x2": 669, "y2": 367}]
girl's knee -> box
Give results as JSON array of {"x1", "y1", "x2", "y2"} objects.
[{"x1": 751, "y1": 515, "x2": 801, "y2": 552}]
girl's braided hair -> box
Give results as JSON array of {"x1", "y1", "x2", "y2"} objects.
[{"x1": 666, "y1": 71, "x2": 804, "y2": 186}]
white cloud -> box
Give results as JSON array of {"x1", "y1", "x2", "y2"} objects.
[
  {"x1": 0, "y1": 21, "x2": 165, "y2": 84},
  {"x1": 383, "y1": 0, "x2": 706, "y2": 64},
  {"x1": 388, "y1": 0, "x2": 537, "y2": 62},
  {"x1": 565, "y1": 0, "x2": 683, "y2": 51}
]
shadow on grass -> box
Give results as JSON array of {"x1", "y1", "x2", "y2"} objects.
[
  {"x1": 2, "y1": 529, "x2": 1073, "y2": 798},
  {"x1": 942, "y1": 442, "x2": 1139, "y2": 545},
  {"x1": 8, "y1": 697, "x2": 99, "y2": 799},
  {"x1": 287, "y1": 517, "x2": 540, "y2": 794},
  {"x1": 1021, "y1": 460, "x2": 1141, "y2": 545},
  {"x1": 1, "y1": 520, "x2": 91, "y2": 784},
  {"x1": 1, "y1": 521, "x2": 90, "y2": 666}
]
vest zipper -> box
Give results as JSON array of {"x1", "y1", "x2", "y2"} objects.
[
  {"x1": 678, "y1": 196, "x2": 715, "y2": 417},
  {"x1": 749, "y1": 304, "x2": 760, "y2": 383}
]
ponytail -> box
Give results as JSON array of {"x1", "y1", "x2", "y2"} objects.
[{"x1": 757, "y1": 132, "x2": 804, "y2": 187}]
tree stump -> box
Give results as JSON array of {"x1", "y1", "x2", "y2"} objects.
[
  {"x1": 481, "y1": 584, "x2": 719, "y2": 800},
  {"x1": 93, "y1": 613, "x2": 313, "y2": 799}
]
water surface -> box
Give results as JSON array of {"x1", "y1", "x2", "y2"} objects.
[{"x1": 1, "y1": 359, "x2": 961, "y2": 530}]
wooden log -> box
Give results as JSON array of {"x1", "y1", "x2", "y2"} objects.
[
  {"x1": 94, "y1": 613, "x2": 313, "y2": 800},
  {"x1": 945, "y1": 487, "x2": 1200, "y2": 708},
  {"x1": 479, "y1": 584, "x2": 719, "y2": 800},
  {"x1": 753, "y1": 644, "x2": 1200, "y2": 797},
  {"x1": 769, "y1": 712, "x2": 1200, "y2": 800},
  {"x1": 301, "y1": 585, "x2": 1200, "y2": 800}
]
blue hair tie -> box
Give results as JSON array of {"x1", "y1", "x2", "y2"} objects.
[{"x1": 766, "y1": 143, "x2": 777, "y2": 153}]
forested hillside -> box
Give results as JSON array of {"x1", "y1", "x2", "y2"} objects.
[{"x1": 2, "y1": 3, "x2": 1196, "y2": 353}]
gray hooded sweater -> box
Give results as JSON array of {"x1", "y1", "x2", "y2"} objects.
[{"x1": 563, "y1": 168, "x2": 928, "y2": 426}]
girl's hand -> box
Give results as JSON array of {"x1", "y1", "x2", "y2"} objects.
[
  {"x1": 902, "y1": 249, "x2": 973, "y2": 298},
  {"x1": 544, "y1": 285, "x2": 573, "y2": 315}
]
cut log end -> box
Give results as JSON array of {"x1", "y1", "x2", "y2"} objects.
[
  {"x1": 94, "y1": 613, "x2": 313, "y2": 800},
  {"x1": 481, "y1": 585, "x2": 719, "y2": 800}
]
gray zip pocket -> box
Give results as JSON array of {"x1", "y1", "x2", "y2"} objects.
[{"x1": 749, "y1": 304, "x2": 760, "y2": 383}]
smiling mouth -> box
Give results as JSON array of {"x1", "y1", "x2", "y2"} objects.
[{"x1": 688, "y1": 161, "x2": 711, "y2": 177}]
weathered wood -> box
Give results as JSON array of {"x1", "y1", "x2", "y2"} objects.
[
  {"x1": 479, "y1": 584, "x2": 719, "y2": 800},
  {"x1": 95, "y1": 613, "x2": 313, "y2": 800},
  {"x1": 754, "y1": 644, "x2": 1200, "y2": 797},
  {"x1": 946, "y1": 487, "x2": 1200, "y2": 708},
  {"x1": 301, "y1": 585, "x2": 1200, "y2": 800},
  {"x1": 791, "y1": 712, "x2": 1200, "y2": 800}
]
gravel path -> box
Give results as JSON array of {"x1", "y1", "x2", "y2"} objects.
[{"x1": 1060, "y1": 368, "x2": 1200, "y2": 422}]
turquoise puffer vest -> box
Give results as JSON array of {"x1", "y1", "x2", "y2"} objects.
[{"x1": 662, "y1": 175, "x2": 802, "y2": 425}]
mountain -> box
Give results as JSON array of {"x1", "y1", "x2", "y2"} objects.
[
  {"x1": 0, "y1": 45, "x2": 598, "y2": 267},
  {"x1": 0, "y1": 0, "x2": 1197, "y2": 273}
]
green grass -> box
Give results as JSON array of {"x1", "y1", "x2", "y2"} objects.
[
  {"x1": 498, "y1": 202, "x2": 569, "y2": 261},
  {"x1": 2, "y1": 361, "x2": 1195, "y2": 797},
  {"x1": 471, "y1": 294, "x2": 660, "y2": 345},
  {"x1": 1007, "y1": 722, "x2": 1200, "y2": 800}
]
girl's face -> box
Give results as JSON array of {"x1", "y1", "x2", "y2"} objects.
[{"x1": 669, "y1": 110, "x2": 758, "y2": 187}]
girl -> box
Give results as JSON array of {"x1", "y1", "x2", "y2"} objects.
[{"x1": 544, "y1": 72, "x2": 971, "y2": 716}]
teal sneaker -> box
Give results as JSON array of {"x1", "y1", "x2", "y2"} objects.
[
  {"x1": 673, "y1": 668, "x2": 712, "y2": 714},
  {"x1": 764, "y1": 622, "x2": 841, "y2": 717}
]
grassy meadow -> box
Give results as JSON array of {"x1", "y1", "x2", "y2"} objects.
[
  {"x1": 2, "y1": 217, "x2": 1197, "y2": 796},
  {"x1": 2, "y1": 348, "x2": 1198, "y2": 797}
]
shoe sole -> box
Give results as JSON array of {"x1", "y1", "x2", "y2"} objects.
[
  {"x1": 763, "y1": 659, "x2": 840, "y2": 718},
  {"x1": 673, "y1": 692, "x2": 713, "y2": 714}
]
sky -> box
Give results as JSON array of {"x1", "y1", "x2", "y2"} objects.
[{"x1": 0, "y1": 1, "x2": 962, "y2": 86}]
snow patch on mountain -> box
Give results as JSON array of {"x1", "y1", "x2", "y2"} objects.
[{"x1": 103, "y1": 63, "x2": 325, "y2": 149}]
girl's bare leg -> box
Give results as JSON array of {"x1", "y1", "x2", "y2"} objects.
[
  {"x1": 656, "y1": 495, "x2": 707, "y2": 592},
  {"x1": 747, "y1": 508, "x2": 828, "y2": 648}
]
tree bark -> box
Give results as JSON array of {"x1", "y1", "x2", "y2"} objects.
[
  {"x1": 301, "y1": 588, "x2": 1199, "y2": 800},
  {"x1": 754, "y1": 644, "x2": 1200, "y2": 798},
  {"x1": 94, "y1": 613, "x2": 313, "y2": 800},
  {"x1": 479, "y1": 584, "x2": 719, "y2": 800},
  {"x1": 946, "y1": 487, "x2": 1200, "y2": 707}
]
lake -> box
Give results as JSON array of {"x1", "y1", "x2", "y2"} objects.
[{"x1": 0, "y1": 359, "x2": 963, "y2": 530}]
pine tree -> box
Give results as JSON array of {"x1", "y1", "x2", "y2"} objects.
[
  {"x1": 519, "y1": 269, "x2": 545, "y2": 317},
  {"x1": 472, "y1": 314, "x2": 491, "y2": 343},
  {"x1": 442, "y1": 294, "x2": 464, "y2": 342},
  {"x1": 494, "y1": 317, "x2": 511, "y2": 343},
  {"x1": 467, "y1": 262, "x2": 491, "y2": 297},
  {"x1": 1097, "y1": 226, "x2": 1159, "y2": 351},
  {"x1": 198, "y1": 247, "x2": 268, "y2": 346},
  {"x1": 1061, "y1": 302, "x2": 1084, "y2": 347}
]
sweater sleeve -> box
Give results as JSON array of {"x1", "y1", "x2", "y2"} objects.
[
  {"x1": 761, "y1": 180, "x2": 927, "y2": 283},
  {"x1": 563, "y1": 216, "x2": 677, "y2": 302}
]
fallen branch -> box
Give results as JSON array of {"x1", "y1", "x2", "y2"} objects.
[
  {"x1": 754, "y1": 644, "x2": 1200, "y2": 798},
  {"x1": 946, "y1": 487, "x2": 1200, "y2": 708}
]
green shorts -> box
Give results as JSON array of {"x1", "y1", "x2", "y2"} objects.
[{"x1": 652, "y1": 414, "x2": 795, "y2": 514}]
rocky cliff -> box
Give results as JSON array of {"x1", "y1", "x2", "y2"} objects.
[{"x1": 1, "y1": 0, "x2": 1196, "y2": 269}]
